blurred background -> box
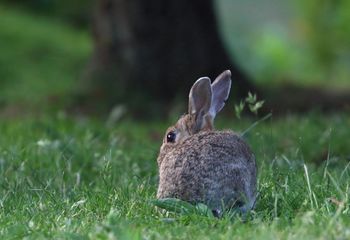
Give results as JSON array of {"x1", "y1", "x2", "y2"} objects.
[{"x1": 0, "y1": 0, "x2": 349, "y2": 118}]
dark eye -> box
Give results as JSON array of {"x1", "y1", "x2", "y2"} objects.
[{"x1": 166, "y1": 131, "x2": 176, "y2": 143}]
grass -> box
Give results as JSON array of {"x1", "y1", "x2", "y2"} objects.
[
  {"x1": 0, "y1": 3, "x2": 349, "y2": 239},
  {"x1": 0, "y1": 114, "x2": 349, "y2": 239}
]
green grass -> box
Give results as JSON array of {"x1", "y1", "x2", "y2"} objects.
[{"x1": 0, "y1": 114, "x2": 349, "y2": 239}]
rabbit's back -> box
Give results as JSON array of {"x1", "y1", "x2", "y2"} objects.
[{"x1": 157, "y1": 130, "x2": 256, "y2": 211}]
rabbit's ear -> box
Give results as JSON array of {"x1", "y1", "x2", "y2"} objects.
[
  {"x1": 209, "y1": 70, "x2": 232, "y2": 120},
  {"x1": 188, "y1": 77, "x2": 212, "y2": 129}
]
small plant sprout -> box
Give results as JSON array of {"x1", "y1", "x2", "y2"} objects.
[
  {"x1": 234, "y1": 92, "x2": 271, "y2": 137},
  {"x1": 234, "y1": 92, "x2": 265, "y2": 118},
  {"x1": 234, "y1": 100, "x2": 245, "y2": 119}
]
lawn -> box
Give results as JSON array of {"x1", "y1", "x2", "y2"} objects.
[
  {"x1": 0, "y1": 115, "x2": 349, "y2": 239},
  {"x1": 0, "y1": 4, "x2": 349, "y2": 240}
]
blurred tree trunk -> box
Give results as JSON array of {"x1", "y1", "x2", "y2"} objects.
[{"x1": 83, "y1": 0, "x2": 259, "y2": 113}]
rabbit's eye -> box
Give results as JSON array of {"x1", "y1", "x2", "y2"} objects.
[{"x1": 166, "y1": 131, "x2": 176, "y2": 143}]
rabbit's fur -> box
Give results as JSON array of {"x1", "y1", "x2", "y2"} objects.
[{"x1": 157, "y1": 70, "x2": 257, "y2": 214}]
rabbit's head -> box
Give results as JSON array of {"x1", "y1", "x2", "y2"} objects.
[{"x1": 160, "y1": 70, "x2": 232, "y2": 150}]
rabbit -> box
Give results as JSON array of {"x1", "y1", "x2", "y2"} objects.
[{"x1": 156, "y1": 70, "x2": 257, "y2": 216}]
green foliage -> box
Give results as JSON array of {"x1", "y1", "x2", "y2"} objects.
[
  {"x1": 234, "y1": 101, "x2": 245, "y2": 119},
  {"x1": 295, "y1": 0, "x2": 350, "y2": 81},
  {"x1": 151, "y1": 198, "x2": 214, "y2": 217},
  {"x1": 234, "y1": 92, "x2": 265, "y2": 118},
  {"x1": 0, "y1": 114, "x2": 349, "y2": 238},
  {"x1": 217, "y1": 0, "x2": 350, "y2": 88},
  {"x1": 2, "y1": 0, "x2": 93, "y2": 27},
  {"x1": 0, "y1": 5, "x2": 91, "y2": 109}
]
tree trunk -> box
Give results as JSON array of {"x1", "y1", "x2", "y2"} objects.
[{"x1": 83, "y1": 0, "x2": 259, "y2": 113}]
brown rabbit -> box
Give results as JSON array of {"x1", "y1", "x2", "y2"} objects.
[{"x1": 156, "y1": 70, "x2": 257, "y2": 216}]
